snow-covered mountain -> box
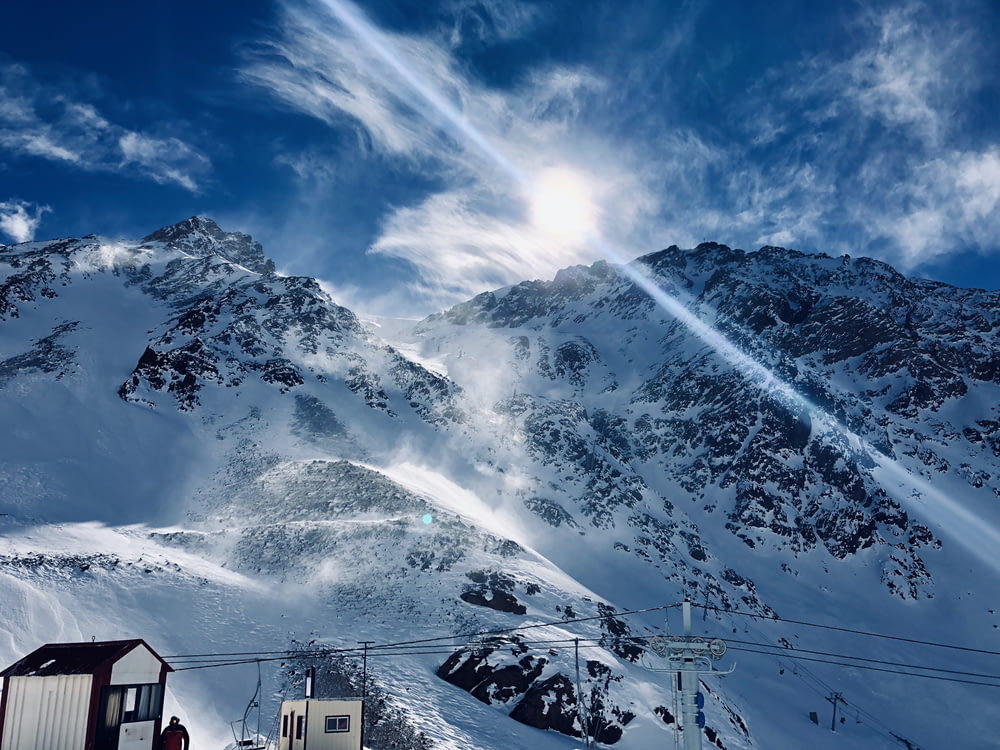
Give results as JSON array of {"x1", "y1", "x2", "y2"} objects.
[{"x1": 2, "y1": 217, "x2": 999, "y2": 749}]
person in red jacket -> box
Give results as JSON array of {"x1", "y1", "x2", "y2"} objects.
[{"x1": 160, "y1": 716, "x2": 190, "y2": 750}]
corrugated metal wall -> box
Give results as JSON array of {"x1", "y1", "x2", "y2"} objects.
[{"x1": 1, "y1": 674, "x2": 90, "y2": 750}]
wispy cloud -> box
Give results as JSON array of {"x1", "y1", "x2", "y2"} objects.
[
  {"x1": 0, "y1": 199, "x2": 51, "y2": 243},
  {"x1": 874, "y1": 147, "x2": 1000, "y2": 268},
  {"x1": 0, "y1": 63, "x2": 211, "y2": 192},
  {"x1": 243, "y1": 0, "x2": 998, "y2": 313},
  {"x1": 242, "y1": 0, "x2": 669, "y2": 312},
  {"x1": 442, "y1": 0, "x2": 543, "y2": 47},
  {"x1": 732, "y1": 0, "x2": 1000, "y2": 271}
]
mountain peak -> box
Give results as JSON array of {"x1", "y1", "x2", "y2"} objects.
[{"x1": 142, "y1": 216, "x2": 275, "y2": 275}]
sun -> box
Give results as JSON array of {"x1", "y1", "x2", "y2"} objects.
[{"x1": 528, "y1": 167, "x2": 599, "y2": 243}]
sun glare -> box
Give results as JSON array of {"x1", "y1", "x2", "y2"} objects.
[{"x1": 528, "y1": 167, "x2": 598, "y2": 242}]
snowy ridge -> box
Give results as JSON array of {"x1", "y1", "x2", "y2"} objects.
[{"x1": 2, "y1": 220, "x2": 1000, "y2": 749}]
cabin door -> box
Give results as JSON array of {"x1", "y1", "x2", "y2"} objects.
[{"x1": 95, "y1": 686, "x2": 124, "y2": 750}]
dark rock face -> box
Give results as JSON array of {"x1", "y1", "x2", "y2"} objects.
[
  {"x1": 0, "y1": 321, "x2": 79, "y2": 386},
  {"x1": 436, "y1": 636, "x2": 635, "y2": 744},
  {"x1": 0, "y1": 239, "x2": 80, "y2": 321},
  {"x1": 143, "y1": 216, "x2": 276, "y2": 275},
  {"x1": 108, "y1": 230, "x2": 463, "y2": 428},
  {"x1": 460, "y1": 571, "x2": 527, "y2": 615},
  {"x1": 596, "y1": 603, "x2": 644, "y2": 662},
  {"x1": 119, "y1": 341, "x2": 221, "y2": 410},
  {"x1": 437, "y1": 640, "x2": 547, "y2": 706},
  {"x1": 507, "y1": 673, "x2": 580, "y2": 736},
  {"x1": 292, "y1": 394, "x2": 346, "y2": 441}
]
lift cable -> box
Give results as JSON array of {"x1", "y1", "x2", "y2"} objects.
[
  {"x1": 164, "y1": 601, "x2": 685, "y2": 662},
  {"x1": 170, "y1": 634, "x2": 1000, "y2": 689},
  {"x1": 166, "y1": 601, "x2": 995, "y2": 664},
  {"x1": 704, "y1": 605, "x2": 1000, "y2": 657},
  {"x1": 727, "y1": 645, "x2": 1000, "y2": 688},
  {"x1": 724, "y1": 637, "x2": 1000, "y2": 682}
]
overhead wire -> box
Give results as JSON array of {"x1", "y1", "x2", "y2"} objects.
[
  {"x1": 169, "y1": 632, "x2": 1000, "y2": 688},
  {"x1": 697, "y1": 603, "x2": 954, "y2": 746},
  {"x1": 724, "y1": 637, "x2": 1000, "y2": 682},
  {"x1": 165, "y1": 600, "x2": 999, "y2": 661},
  {"x1": 727, "y1": 645, "x2": 1000, "y2": 688},
  {"x1": 705, "y1": 605, "x2": 1000, "y2": 657},
  {"x1": 164, "y1": 601, "x2": 684, "y2": 665},
  {"x1": 164, "y1": 598, "x2": 996, "y2": 750}
]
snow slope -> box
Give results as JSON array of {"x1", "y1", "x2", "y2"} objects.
[{"x1": 2, "y1": 220, "x2": 999, "y2": 749}]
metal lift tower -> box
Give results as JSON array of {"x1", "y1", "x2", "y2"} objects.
[{"x1": 647, "y1": 601, "x2": 733, "y2": 750}]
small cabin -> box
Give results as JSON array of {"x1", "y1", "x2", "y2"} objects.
[
  {"x1": 0, "y1": 639, "x2": 172, "y2": 750},
  {"x1": 278, "y1": 699, "x2": 363, "y2": 750}
]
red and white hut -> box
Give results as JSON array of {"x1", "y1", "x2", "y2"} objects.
[{"x1": 0, "y1": 639, "x2": 172, "y2": 750}]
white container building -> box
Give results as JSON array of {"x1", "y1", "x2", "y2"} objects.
[
  {"x1": 278, "y1": 699, "x2": 363, "y2": 750},
  {"x1": 0, "y1": 639, "x2": 172, "y2": 750}
]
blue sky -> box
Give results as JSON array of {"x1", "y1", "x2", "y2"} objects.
[{"x1": 1, "y1": 0, "x2": 998, "y2": 316}]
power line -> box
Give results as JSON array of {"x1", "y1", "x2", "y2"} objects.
[
  {"x1": 166, "y1": 601, "x2": 997, "y2": 666},
  {"x1": 728, "y1": 645, "x2": 1000, "y2": 688},
  {"x1": 699, "y1": 608, "x2": 910, "y2": 747},
  {"x1": 166, "y1": 599, "x2": 1000, "y2": 696},
  {"x1": 171, "y1": 635, "x2": 1000, "y2": 688},
  {"x1": 171, "y1": 639, "x2": 618, "y2": 670},
  {"x1": 725, "y1": 638, "x2": 1000, "y2": 682},
  {"x1": 164, "y1": 601, "x2": 683, "y2": 662},
  {"x1": 705, "y1": 605, "x2": 1000, "y2": 657}
]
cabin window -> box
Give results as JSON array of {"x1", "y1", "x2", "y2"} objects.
[
  {"x1": 120, "y1": 683, "x2": 164, "y2": 723},
  {"x1": 296, "y1": 715, "x2": 305, "y2": 739},
  {"x1": 325, "y1": 715, "x2": 350, "y2": 733},
  {"x1": 98, "y1": 681, "x2": 164, "y2": 744},
  {"x1": 282, "y1": 715, "x2": 289, "y2": 737}
]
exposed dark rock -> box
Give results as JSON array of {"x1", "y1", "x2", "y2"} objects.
[
  {"x1": 436, "y1": 638, "x2": 543, "y2": 705},
  {"x1": 460, "y1": 569, "x2": 527, "y2": 614},
  {"x1": 523, "y1": 497, "x2": 579, "y2": 528},
  {"x1": 0, "y1": 321, "x2": 79, "y2": 386}
]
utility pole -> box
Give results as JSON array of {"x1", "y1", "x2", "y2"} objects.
[
  {"x1": 359, "y1": 641, "x2": 374, "y2": 750},
  {"x1": 304, "y1": 665, "x2": 315, "y2": 698},
  {"x1": 647, "y1": 601, "x2": 733, "y2": 750},
  {"x1": 826, "y1": 692, "x2": 845, "y2": 732},
  {"x1": 575, "y1": 638, "x2": 592, "y2": 750}
]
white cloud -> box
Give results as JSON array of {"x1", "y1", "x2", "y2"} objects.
[
  {"x1": 853, "y1": 4, "x2": 981, "y2": 146},
  {"x1": 729, "y1": 0, "x2": 999, "y2": 271},
  {"x1": 118, "y1": 132, "x2": 210, "y2": 192},
  {"x1": 370, "y1": 187, "x2": 589, "y2": 293},
  {"x1": 0, "y1": 200, "x2": 51, "y2": 244},
  {"x1": 956, "y1": 148, "x2": 1000, "y2": 221},
  {"x1": 0, "y1": 63, "x2": 211, "y2": 192},
  {"x1": 243, "y1": 0, "x2": 670, "y2": 311},
  {"x1": 241, "y1": 3, "x2": 459, "y2": 160},
  {"x1": 7, "y1": 133, "x2": 82, "y2": 164},
  {"x1": 873, "y1": 147, "x2": 1000, "y2": 268},
  {"x1": 245, "y1": 0, "x2": 999, "y2": 310}
]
